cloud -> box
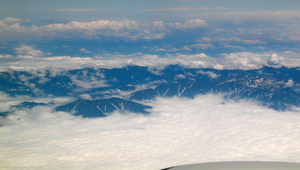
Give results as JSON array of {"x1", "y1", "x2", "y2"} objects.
[
  {"x1": 3, "y1": 17, "x2": 22, "y2": 23},
  {"x1": 2, "y1": 17, "x2": 31, "y2": 23},
  {"x1": 2, "y1": 45, "x2": 300, "y2": 72},
  {"x1": 79, "y1": 48, "x2": 92, "y2": 54},
  {"x1": 171, "y1": 19, "x2": 207, "y2": 30},
  {"x1": 0, "y1": 54, "x2": 13, "y2": 59},
  {"x1": 197, "y1": 70, "x2": 219, "y2": 79},
  {"x1": 1, "y1": 94, "x2": 300, "y2": 169},
  {"x1": 222, "y1": 44, "x2": 245, "y2": 49},
  {"x1": 267, "y1": 53, "x2": 282, "y2": 65},
  {"x1": 53, "y1": 9, "x2": 104, "y2": 12},
  {"x1": 175, "y1": 74, "x2": 186, "y2": 79},
  {"x1": 216, "y1": 37, "x2": 267, "y2": 45},
  {"x1": 189, "y1": 43, "x2": 214, "y2": 50},
  {"x1": 188, "y1": 10, "x2": 300, "y2": 21},
  {"x1": 14, "y1": 45, "x2": 44, "y2": 57},
  {"x1": 139, "y1": 7, "x2": 226, "y2": 12},
  {"x1": 0, "y1": 19, "x2": 207, "y2": 41},
  {"x1": 0, "y1": 19, "x2": 167, "y2": 40},
  {"x1": 286, "y1": 80, "x2": 294, "y2": 87},
  {"x1": 79, "y1": 94, "x2": 92, "y2": 100},
  {"x1": 69, "y1": 74, "x2": 110, "y2": 91},
  {"x1": 144, "y1": 45, "x2": 192, "y2": 52}
]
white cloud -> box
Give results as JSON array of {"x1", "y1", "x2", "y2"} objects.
[
  {"x1": 171, "y1": 19, "x2": 208, "y2": 30},
  {"x1": 69, "y1": 74, "x2": 110, "y2": 91},
  {"x1": 0, "y1": 19, "x2": 167, "y2": 40},
  {"x1": 267, "y1": 53, "x2": 283, "y2": 65},
  {"x1": 286, "y1": 80, "x2": 294, "y2": 87},
  {"x1": 144, "y1": 45, "x2": 192, "y2": 52},
  {"x1": 14, "y1": 45, "x2": 44, "y2": 57},
  {"x1": 2, "y1": 17, "x2": 31, "y2": 24},
  {"x1": 139, "y1": 7, "x2": 226, "y2": 12},
  {"x1": 175, "y1": 74, "x2": 186, "y2": 79},
  {"x1": 3, "y1": 46, "x2": 300, "y2": 72},
  {"x1": 0, "y1": 54, "x2": 13, "y2": 59},
  {"x1": 197, "y1": 70, "x2": 219, "y2": 79},
  {"x1": 3, "y1": 17, "x2": 22, "y2": 23},
  {"x1": 1, "y1": 94, "x2": 300, "y2": 169},
  {"x1": 222, "y1": 44, "x2": 245, "y2": 49},
  {"x1": 41, "y1": 20, "x2": 140, "y2": 32},
  {"x1": 79, "y1": 48, "x2": 91, "y2": 54},
  {"x1": 190, "y1": 10, "x2": 300, "y2": 21},
  {"x1": 201, "y1": 37, "x2": 211, "y2": 42},
  {"x1": 216, "y1": 37, "x2": 267, "y2": 45},
  {"x1": 0, "y1": 19, "x2": 206, "y2": 41},
  {"x1": 145, "y1": 46, "x2": 177, "y2": 52},
  {"x1": 189, "y1": 43, "x2": 214, "y2": 49},
  {"x1": 79, "y1": 94, "x2": 92, "y2": 100},
  {"x1": 54, "y1": 9, "x2": 104, "y2": 12},
  {"x1": 153, "y1": 21, "x2": 166, "y2": 30}
]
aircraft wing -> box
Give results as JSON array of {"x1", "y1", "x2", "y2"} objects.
[{"x1": 161, "y1": 161, "x2": 300, "y2": 170}]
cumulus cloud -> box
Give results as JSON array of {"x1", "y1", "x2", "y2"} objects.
[
  {"x1": 14, "y1": 45, "x2": 44, "y2": 57},
  {"x1": 286, "y1": 80, "x2": 294, "y2": 87},
  {"x1": 267, "y1": 53, "x2": 283, "y2": 65},
  {"x1": 1, "y1": 94, "x2": 300, "y2": 169},
  {"x1": 79, "y1": 48, "x2": 91, "y2": 54},
  {"x1": 171, "y1": 19, "x2": 208, "y2": 30}
]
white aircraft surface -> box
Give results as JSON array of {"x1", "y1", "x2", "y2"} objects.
[{"x1": 161, "y1": 161, "x2": 300, "y2": 170}]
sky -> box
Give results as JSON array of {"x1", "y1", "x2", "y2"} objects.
[
  {"x1": 1, "y1": 0, "x2": 300, "y2": 60},
  {"x1": 1, "y1": 1, "x2": 300, "y2": 170}
]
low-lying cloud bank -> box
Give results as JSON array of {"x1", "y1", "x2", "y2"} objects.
[
  {"x1": 1, "y1": 94, "x2": 300, "y2": 170},
  {"x1": 1, "y1": 45, "x2": 300, "y2": 72}
]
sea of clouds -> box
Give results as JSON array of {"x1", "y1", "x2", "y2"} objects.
[{"x1": 1, "y1": 93, "x2": 300, "y2": 170}]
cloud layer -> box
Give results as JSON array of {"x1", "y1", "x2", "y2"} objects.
[
  {"x1": 0, "y1": 18, "x2": 207, "y2": 40},
  {"x1": 1, "y1": 94, "x2": 300, "y2": 169},
  {"x1": 1, "y1": 45, "x2": 300, "y2": 72}
]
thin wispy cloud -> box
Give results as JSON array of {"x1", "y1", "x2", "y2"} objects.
[
  {"x1": 139, "y1": 7, "x2": 226, "y2": 12},
  {"x1": 53, "y1": 8, "x2": 104, "y2": 12}
]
